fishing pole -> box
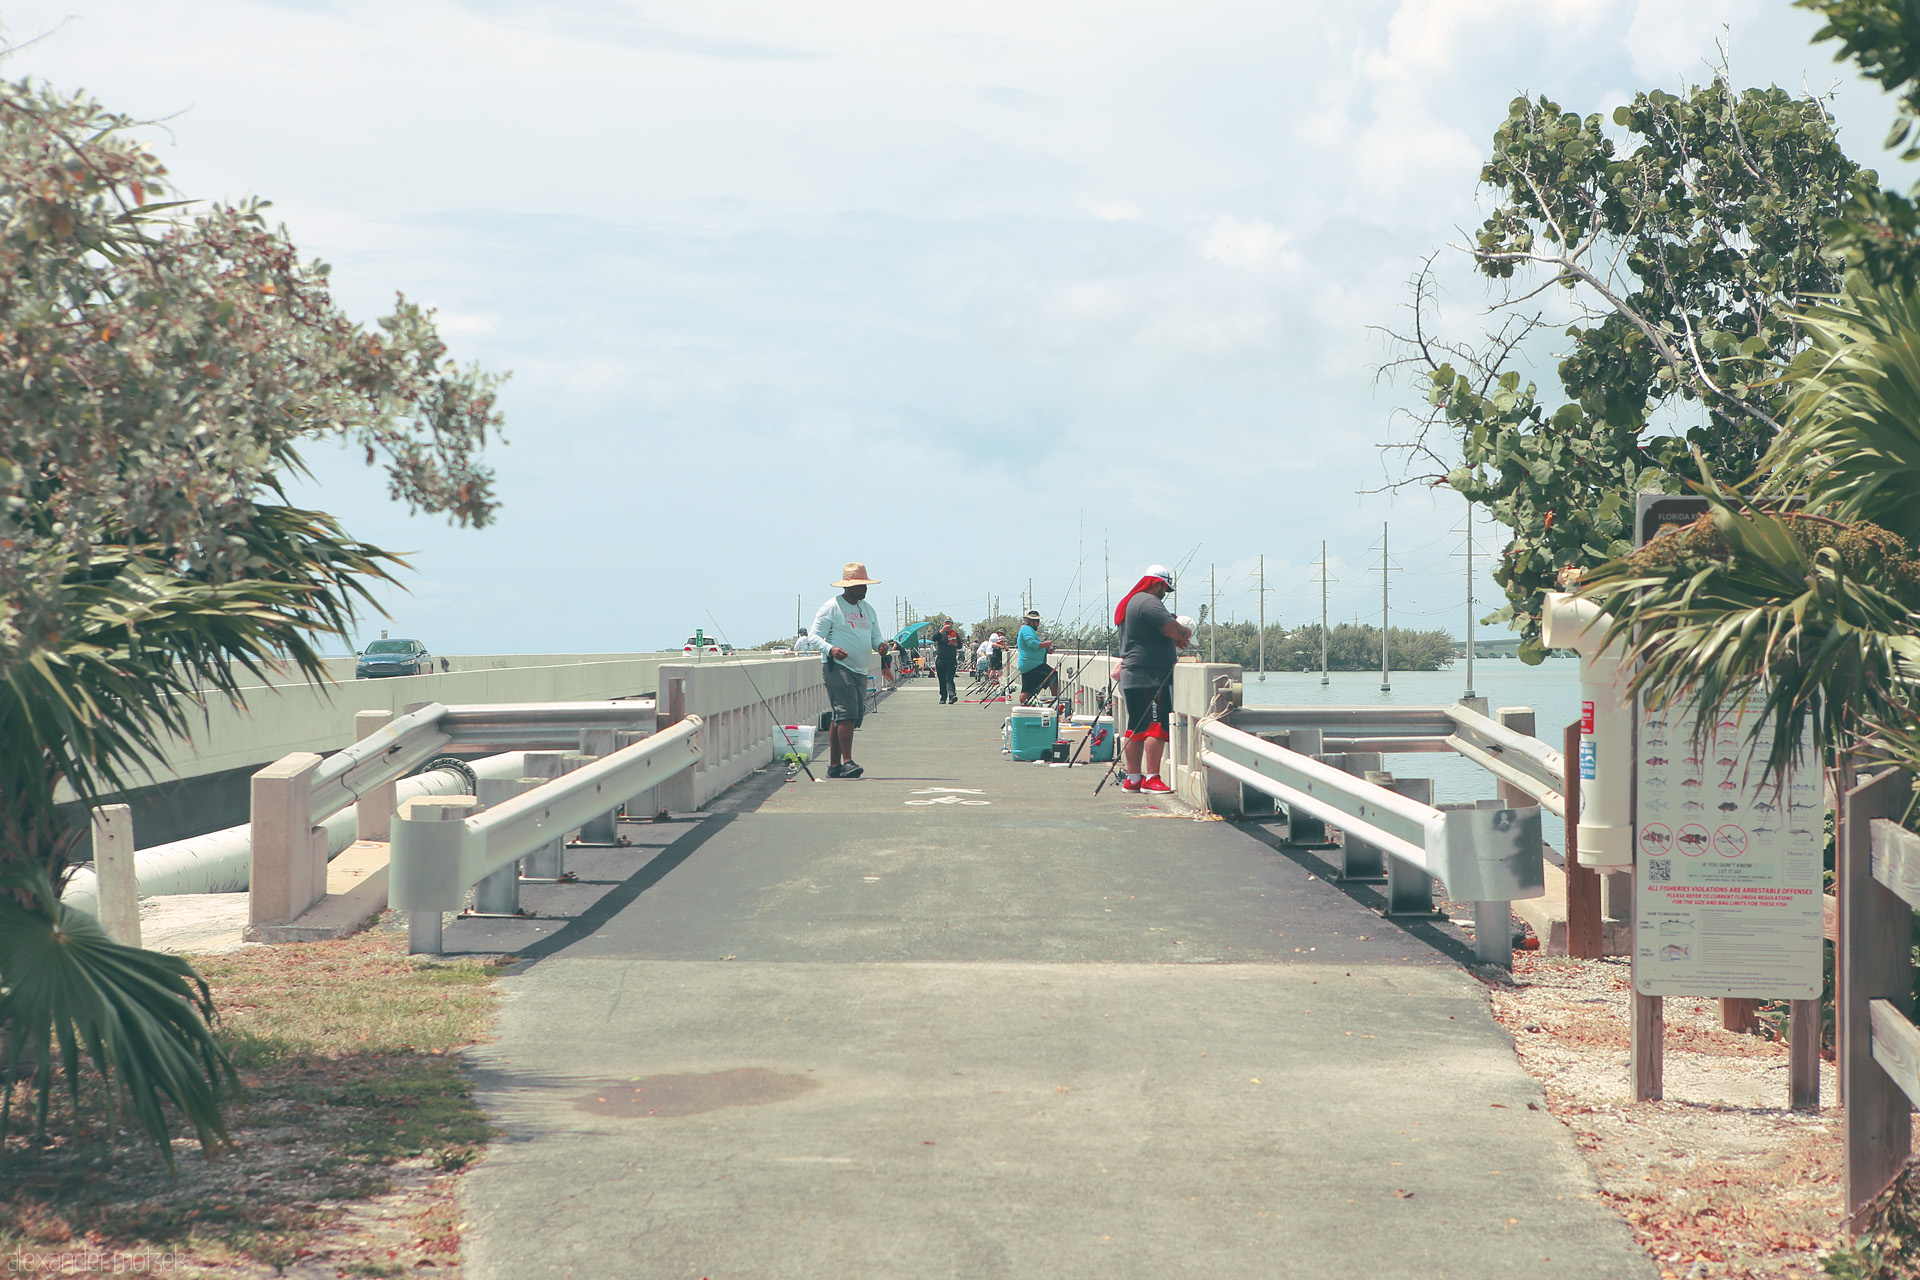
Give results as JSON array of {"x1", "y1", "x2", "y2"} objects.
[{"x1": 703, "y1": 610, "x2": 819, "y2": 783}]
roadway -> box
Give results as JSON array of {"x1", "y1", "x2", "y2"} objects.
[{"x1": 455, "y1": 677, "x2": 1653, "y2": 1279}]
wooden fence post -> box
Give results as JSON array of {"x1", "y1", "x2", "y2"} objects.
[
  {"x1": 1843, "y1": 766, "x2": 1914, "y2": 1227},
  {"x1": 1563, "y1": 720, "x2": 1603, "y2": 959}
]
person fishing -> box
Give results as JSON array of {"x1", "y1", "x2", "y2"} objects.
[
  {"x1": 1015, "y1": 609, "x2": 1059, "y2": 706},
  {"x1": 931, "y1": 618, "x2": 963, "y2": 704},
  {"x1": 1112, "y1": 565, "x2": 1191, "y2": 794},
  {"x1": 807, "y1": 561, "x2": 883, "y2": 779}
]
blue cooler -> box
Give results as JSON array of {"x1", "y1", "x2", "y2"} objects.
[{"x1": 1008, "y1": 708, "x2": 1059, "y2": 761}]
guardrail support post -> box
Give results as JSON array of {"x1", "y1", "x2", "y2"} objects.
[
  {"x1": 1332, "y1": 753, "x2": 1385, "y2": 881},
  {"x1": 251, "y1": 752, "x2": 325, "y2": 927},
  {"x1": 91, "y1": 804, "x2": 140, "y2": 946},
  {"x1": 574, "y1": 728, "x2": 621, "y2": 844},
  {"x1": 1473, "y1": 900, "x2": 1514, "y2": 968},
  {"x1": 1379, "y1": 779, "x2": 1437, "y2": 917},
  {"x1": 1283, "y1": 729, "x2": 1326, "y2": 844},
  {"x1": 658, "y1": 675, "x2": 697, "y2": 813},
  {"x1": 473, "y1": 778, "x2": 535, "y2": 914},
  {"x1": 353, "y1": 709, "x2": 397, "y2": 841},
  {"x1": 398, "y1": 796, "x2": 479, "y2": 955},
  {"x1": 614, "y1": 730, "x2": 660, "y2": 820},
  {"x1": 520, "y1": 752, "x2": 568, "y2": 878}
]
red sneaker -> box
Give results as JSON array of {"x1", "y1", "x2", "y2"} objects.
[
  {"x1": 1119, "y1": 776, "x2": 1142, "y2": 793},
  {"x1": 1140, "y1": 777, "x2": 1173, "y2": 794}
]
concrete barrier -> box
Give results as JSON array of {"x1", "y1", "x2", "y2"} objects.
[
  {"x1": 69, "y1": 652, "x2": 695, "y2": 798},
  {"x1": 654, "y1": 658, "x2": 828, "y2": 809}
]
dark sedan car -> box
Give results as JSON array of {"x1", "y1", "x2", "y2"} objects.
[{"x1": 355, "y1": 638, "x2": 434, "y2": 678}]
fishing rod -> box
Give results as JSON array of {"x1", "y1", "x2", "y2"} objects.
[{"x1": 704, "y1": 610, "x2": 819, "y2": 783}]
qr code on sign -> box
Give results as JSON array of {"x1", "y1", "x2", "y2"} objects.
[{"x1": 1647, "y1": 858, "x2": 1672, "y2": 883}]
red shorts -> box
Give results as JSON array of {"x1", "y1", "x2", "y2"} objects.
[{"x1": 1122, "y1": 683, "x2": 1171, "y2": 741}]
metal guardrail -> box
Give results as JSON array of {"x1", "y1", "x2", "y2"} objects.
[
  {"x1": 389, "y1": 715, "x2": 703, "y2": 952},
  {"x1": 1199, "y1": 719, "x2": 1545, "y2": 965},
  {"x1": 1443, "y1": 703, "x2": 1566, "y2": 818},
  {"x1": 308, "y1": 700, "x2": 657, "y2": 826},
  {"x1": 1228, "y1": 703, "x2": 1567, "y2": 817}
]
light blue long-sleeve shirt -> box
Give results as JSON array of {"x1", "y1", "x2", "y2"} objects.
[{"x1": 810, "y1": 594, "x2": 880, "y2": 676}]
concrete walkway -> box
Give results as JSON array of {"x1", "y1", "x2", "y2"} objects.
[{"x1": 458, "y1": 680, "x2": 1654, "y2": 1280}]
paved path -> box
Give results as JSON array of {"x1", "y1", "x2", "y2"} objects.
[{"x1": 457, "y1": 681, "x2": 1653, "y2": 1279}]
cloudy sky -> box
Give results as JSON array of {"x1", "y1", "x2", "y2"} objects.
[{"x1": 2, "y1": 0, "x2": 1908, "y2": 652}]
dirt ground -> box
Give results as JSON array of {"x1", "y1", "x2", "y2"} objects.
[
  {"x1": 1485, "y1": 952, "x2": 1847, "y2": 1280},
  {"x1": 0, "y1": 919, "x2": 501, "y2": 1279}
]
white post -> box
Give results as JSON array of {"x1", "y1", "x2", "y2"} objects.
[
  {"x1": 92, "y1": 804, "x2": 139, "y2": 946},
  {"x1": 353, "y1": 708, "x2": 397, "y2": 841},
  {"x1": 1319, "y1": 539, "x2": 1329, "y2": 686},
  {"x1": 399, "y1": 796, "x2": 479, "y2": 955},
  {"x1": 250, "y1": 752, "x2": 325, "y2": 927},
  {"x1": 1380, "y1": 522, "x2": 1391, "y2": 693}
]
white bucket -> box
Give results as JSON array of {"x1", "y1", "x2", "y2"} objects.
[{"x1": 772, "y1": 724, "x2": 817, "y2": 762}]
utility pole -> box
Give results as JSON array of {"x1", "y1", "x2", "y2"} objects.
[
  {"x1": 796, "y1": 593, "x2": 802, "y2": 636},
  {"x1": 1209, "y1": 564, "x2": 1217, "y2": 661},
  {"x1": 1379, "y1": 522, "x2": 1391, "y2": 693},
  {"x1": 1319, "y1": 539, "x2": 1330, "y2": 686},
  {"x1": 1103, "y1": 534, "x2": 1111, "y2": 660},
  {"x1": 1464, "y1": 506, "x2": 1477, "y2": 700},
  {"x1": 1257, "y1": 554, "x2": 1267, "y2": 682}
]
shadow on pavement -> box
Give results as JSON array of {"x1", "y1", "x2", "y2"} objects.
[
  {"x1": 507, "y1": 814, "x2": 738, "y2": 966},
  {"x1": 1230, "y1": 818, "x2": 1485, "y2": 971}
]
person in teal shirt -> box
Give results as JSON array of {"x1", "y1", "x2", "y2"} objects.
[{"x1": 1015, "y1": 609, "x2": 1058, "y2": 706}]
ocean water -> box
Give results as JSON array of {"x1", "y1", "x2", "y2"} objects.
[{"x1": 1237, "y1": 659, "x2": 1586, "y2": 807}]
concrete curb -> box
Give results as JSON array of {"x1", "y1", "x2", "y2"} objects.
[{"x1": 243, "y1": 866, "x2": 389, "y2": 944}]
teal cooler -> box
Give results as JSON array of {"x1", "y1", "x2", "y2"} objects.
[
  {"x1": 1078, "y1": 715, "x2": 1116, "y2": 762},
  {"x1": 1008, "y1": 708, "x2": 1059, "y2": 761}
]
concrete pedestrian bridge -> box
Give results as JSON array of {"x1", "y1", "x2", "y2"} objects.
[{"x1": 435, "y1": 676, "x2": 1651, "y2": 1279}]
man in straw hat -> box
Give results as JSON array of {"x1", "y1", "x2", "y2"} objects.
[{"x1": 808, "y1": 562, "x2": 883, "y2": 778}]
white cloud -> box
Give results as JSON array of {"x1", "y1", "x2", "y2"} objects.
[
  {"x1": 0, "y1": 0, "x2": 1907, "y2": 645},
  {"x1": 1199, "y1": 217, "x2": 1296, "y2": 271}
]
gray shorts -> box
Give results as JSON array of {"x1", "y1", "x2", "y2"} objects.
[{"x1": 823, "y1": 662, "x2": 867, "y2": 726}]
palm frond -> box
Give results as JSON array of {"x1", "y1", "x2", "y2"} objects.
[
  {"x1": 0, "y1": 863, "x2": 238, "y2": 1167},
  {"x1": 1578, "y1": 498, "x2": 1920, "y2": 781},
  {"x1": 1763, "y1": 279, "x2": 1920, "y2": 545}
]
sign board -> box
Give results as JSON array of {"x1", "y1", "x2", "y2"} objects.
[
  {"x1": 1628, "y1": 490, "x2": 1822, "y2": 999},
  {"x1": 1632, "y1": 694, "x2": 1823, "y2": 998},
  {"x1": 1637, "y1": 493, "x2": 1710, "y2": 546}
]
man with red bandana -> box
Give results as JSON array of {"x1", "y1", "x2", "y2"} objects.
[{"x1": 1113, "y1": 565, "x2": 1192, "y2": 794}]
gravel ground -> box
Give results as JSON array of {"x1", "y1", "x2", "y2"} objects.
[{"x1": 1487, "y1": 953, "x2": 1846, "y2": 1280}]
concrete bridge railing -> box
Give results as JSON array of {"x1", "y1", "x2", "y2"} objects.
[{"x1": 654, "y1": 658, "x2": 829, "y2": 810}]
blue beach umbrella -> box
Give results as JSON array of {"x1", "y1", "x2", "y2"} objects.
[{"x1": 893, "y1": 620, "x2": 936, "y2": 648}]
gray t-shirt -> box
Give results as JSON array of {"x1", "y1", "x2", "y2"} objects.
[{"x1": 1118, "y1": 591, "x2": 1177, "y2": 688}]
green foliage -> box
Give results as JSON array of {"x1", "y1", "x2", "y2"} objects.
[
  {"x1": 0, "y1": 863, "x2": 237, "y2": 1170},
  {"x1": 1799, "y1": 0, "x2": 1920, "y2": 160},
  {"x1": 0, "y1": 75, "x2": 501, "y2": 1169},
  {"x1": 1578, "y1": 505, "x2": 1920, "y2": 781},
  {"x1": 1392, "y1": 77, "x2": 1867, "y2": 655},
  {"x1": 1822, "y1": 1156, "x2": 1920, "y2": 1278},
  {"x1": 1762, "y1": 278, "x2": 1920, "y2": 546},
  {"x1": 0, "y1": 77, "x2": 504, "y2": 662},
  {"x1": 1266, "y1": 623, "x2": 1457, "y2": 673}
]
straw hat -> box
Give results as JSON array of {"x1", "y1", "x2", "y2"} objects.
[{"x1": 833, "y1": 561, "x2": 880, "y2": 587}]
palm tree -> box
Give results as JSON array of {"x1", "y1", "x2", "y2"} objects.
[
  {"x1": 1574, "y1": 279, "x2": 1920, "y2": 777},
  {"x1": 0, "y1": 78, "x2": 496, "y2": 1166},
  {"x1": 0, "y1": 513, "x2": 399, "y2": 1165}
]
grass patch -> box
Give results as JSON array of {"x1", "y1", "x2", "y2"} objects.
[{"x1": 0, "y1": 915, "x2": 510, "y2": 1274}]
